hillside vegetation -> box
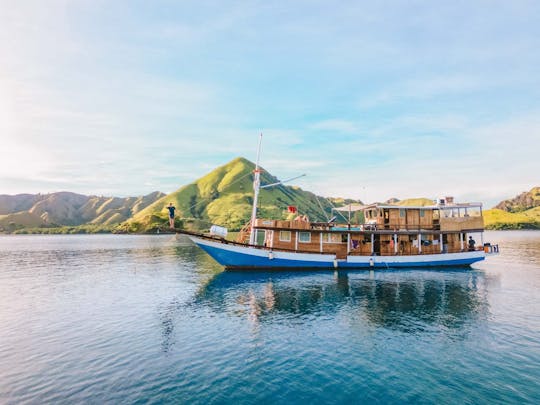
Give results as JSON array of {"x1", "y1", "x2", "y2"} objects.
[
  {"x1": 119, "y1": 157, "x2": 342, "y2": 233},
  {"x1": 483, "y1": 207, "x2": 540, "y2": 229}
]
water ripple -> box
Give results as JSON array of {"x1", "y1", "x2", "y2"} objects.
[{"x1": 0, "y1": 232, "x2": 539, "y2": 403}]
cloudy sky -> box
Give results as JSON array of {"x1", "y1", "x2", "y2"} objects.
[{"x1": 1, "y1": 0, "x2": 539, "y2": 206}]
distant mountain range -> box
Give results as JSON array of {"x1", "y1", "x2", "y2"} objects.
[
  {"x1": 0, "y1": 191, "x2": 165, "y2": 232},
  {"x1": 0, "y1": 158, "x2": 538, "y2": 233}
]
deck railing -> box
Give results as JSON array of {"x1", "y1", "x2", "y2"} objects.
[{"x1": 254, "y1": 219, "x2": 484, "y2": 232}]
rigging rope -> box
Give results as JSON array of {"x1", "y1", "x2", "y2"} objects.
[{"x1": 315, "y1": 195, "x2": 330, "y2": 222}]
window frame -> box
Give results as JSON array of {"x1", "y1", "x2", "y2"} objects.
[
  {"x1": 279, "y1": 230, "x2": 292, "y2": 242},
  {"x1": 322, "y1": 233, "x2": 342, "y2": 244}
]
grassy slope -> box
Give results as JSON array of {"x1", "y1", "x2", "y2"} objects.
[
  {"x1": 0, "y1": 211, "x2": 47, "y2": 229},
  {"x1": 396, "y1": 198, "x2": 435, "y2": 206},
  {"x1": 483, "y1": 207, "x2": 540, "y2": 229}
]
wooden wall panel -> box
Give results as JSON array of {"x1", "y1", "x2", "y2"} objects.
[{"x1": 440, "y1": 216, "x2": 483, "y2": 231}]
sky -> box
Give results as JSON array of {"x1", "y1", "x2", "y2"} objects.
[{"x1": 1, "y1": 0, "x2": 539, "y2": 207}]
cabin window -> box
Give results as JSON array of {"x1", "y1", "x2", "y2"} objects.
[
  {"x1": 399, "y1": 209, "x2": 405, "y2": 218},
  {"x1": 323, "y1": 233, "x2": 342, "y2": 243},
  {"x1": 255, "y1": 230, "x2": 266, "y2": 246},
  {"x1": 298, "y1": 232, "x2": 311, "y2": 243},
  {"x1": 420, "y1": 209, "x2": 425, "y2": 217},
  {"x1": 279, "y1": 230, "x2": 292, "y2": 242},
  {"x1": 433, "y1": 210, "x2": 440, "y2": 220}
]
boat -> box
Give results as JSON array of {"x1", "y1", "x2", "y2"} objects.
[{"x1": 185, "y1": 135, "x2": 499, "y2": 269}]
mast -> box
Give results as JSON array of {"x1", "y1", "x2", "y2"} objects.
[{"x1": 249, "y1": 133, "x2": 263, "y2": 245}]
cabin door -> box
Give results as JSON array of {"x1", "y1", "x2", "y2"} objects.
[
  {"x1": 374, "y1": 235, "x2": 381, "y2": 256},
  {"x1": 255, "y1": 230, "x2": 266, "y2": 246},
  {"x1": 383, "y1": 209, "x2": 390, "y2": 229}
]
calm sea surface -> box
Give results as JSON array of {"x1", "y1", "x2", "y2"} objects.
[{"x1": 0, "y1": 231, "x2": 539, "y2": 404}]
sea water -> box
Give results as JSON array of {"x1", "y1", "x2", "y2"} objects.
[{"x1": 0, "y1": 231, "x2": 539, "y2": 404}]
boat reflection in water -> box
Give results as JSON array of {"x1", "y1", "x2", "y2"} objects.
[{"x1": 192, "y1": 268, "x2": 490, "y2": 332}]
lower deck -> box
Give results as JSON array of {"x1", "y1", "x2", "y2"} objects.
[{"x1": 250, "y1": 226, "x2": 485, "y2": 260}]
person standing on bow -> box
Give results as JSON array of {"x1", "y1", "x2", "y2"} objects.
[{"x1": 166, "y1": 203, "x2": 176, "y2": 229}]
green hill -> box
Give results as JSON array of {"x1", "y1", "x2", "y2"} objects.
[
  {"x1": 484, "y1": 207, "x2": 540, "y2": 229},
  {"x1": 120, "y1": 157, "x2": 342, "y2": 233}
]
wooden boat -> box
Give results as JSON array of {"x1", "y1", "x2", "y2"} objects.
[{"x1": 186, "y1": 136, "x2": 499, "y2": 269}]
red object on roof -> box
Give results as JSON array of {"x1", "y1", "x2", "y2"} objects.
[{"x1": 287, "y1": 206, "x2": 297, "y2": 213}]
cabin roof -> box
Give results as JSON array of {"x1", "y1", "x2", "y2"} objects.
[{"x1": 362, "y1": 202, "x2": 483, "y2": 210}]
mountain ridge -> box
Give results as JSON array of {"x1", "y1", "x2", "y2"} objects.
[
  {"x1": 494, "y1": 187, "x2": 540, "y2": 212},
  {"x1": 0, "y1": 191, "x2": 165, "y2": 232}
]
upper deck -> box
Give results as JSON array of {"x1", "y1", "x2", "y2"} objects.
[
  {"x1": 360, "y1": 201, "x2": 484, "y2": 232},
  {"x1": 253, "y1": 200, "x2": 484, "y2": 234}
]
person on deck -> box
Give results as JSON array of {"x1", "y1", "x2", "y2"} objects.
[
  {"x1": 468, "y1": 236, "x2": 476, "y2": 251},
  {"x1": 167, "y1": 203, "x2": 176, "y2": 229}
]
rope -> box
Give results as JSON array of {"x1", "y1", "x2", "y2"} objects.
[
  {"x1": 325, "y1": 198, "x2": 349, "y2": 222},
  {"x1": 315, "y1": 195, "x2": 330, "y2": 222}
]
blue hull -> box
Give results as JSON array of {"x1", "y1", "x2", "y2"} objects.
[{"x1": 190, "y1": 236, "x2": 486, "y2": 270}]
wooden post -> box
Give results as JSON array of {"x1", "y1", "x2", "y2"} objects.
[
  {"x1": 295, "y1": 231, "x2": 298, "y2": 251},
  {"x1": 347, "y1": 233, "x2": 350, "y2": 254},
  {"x1": 439, "y1": 233, "x2": 443, "y2": 252},
  {"x1": 371, "y1": 233, "x2": 374, "y2": 255},
  {"x1": 320, "y1": 232, "x2": 323, "y2": 253},
  {"x1": 418, "y1": 233, "x2": 422, "y2": 253},
  {"x1": 394, "y1": 233, "x2": 398, "y2": 254},
  {"x1": 460, "y1": 232, "x2": 464, "y2": 251}
]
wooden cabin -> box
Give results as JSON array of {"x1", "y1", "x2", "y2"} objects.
[{"x1": 247, "y1": 199, "x2": 485, "y2": 257}]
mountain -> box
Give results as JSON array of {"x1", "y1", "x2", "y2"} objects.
[
  {"x1": 120, "y1": 157, "x2": 353, "y2": 232},
  {"x1": 0, "y1": 191, "x2": 165, "y2": 232},
  {"x1": 483, "y1": 187, "x2": 540, "y2": 229},
  {"x1": 494, "y1": 187, "x2": 540, "y2": 212}
]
